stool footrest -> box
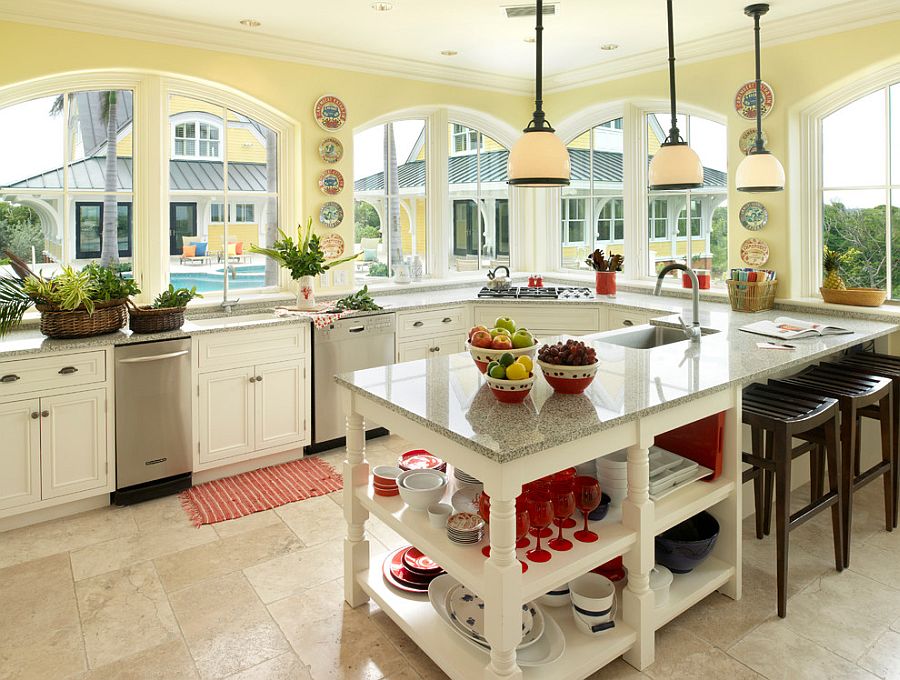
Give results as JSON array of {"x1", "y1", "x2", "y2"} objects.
[
  {"x1": 789, "y1": 491, "x2": 840, "y2": 531},
  {"x1": 854, "y1": 460, "x2": 892, "y2": 491}
]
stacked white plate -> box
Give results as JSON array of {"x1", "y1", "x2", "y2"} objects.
[
  {"x1": 454, "y1": 468, "x2": 482, "y2": 486},
  {"x1": 648, "y1": 447, "x2": 711, "y2": 500},
  {"x1": 596, "y1": 449, "x2": 628, "y2": 505},
  {"x1": 446, "y1": 512, "x2": 484, "y2": 545}
]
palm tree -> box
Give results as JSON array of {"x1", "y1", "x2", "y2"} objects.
[
  {"x1": 384, "y1": 122, "x2": 402, "y2": 274},
  {"x1": 264, "y1": 128, "x2": 279, "y2": 286},
  {"x1": 51, "y1": 91, "x2": 120, "y2": 267}
]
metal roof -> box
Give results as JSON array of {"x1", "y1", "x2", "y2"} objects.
[
  {"x1": 74, "y1": 90, "x2": 134, "y2": 157},
  {"x1": 4, "y1": 158, "x2": 269, "y2": 192},
  {"x1": 354, "y1": 148, "x2": 726, "y2": 192}
]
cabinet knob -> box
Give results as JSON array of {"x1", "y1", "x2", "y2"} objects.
[
  {"x1": 433, "y1": 347, "x2": 440, "y2": 352},
  {"x1": 58, "y1": 366, "x2": 78, "y2": 375},
  {"x1": 31, "y1": 412, "x2": 39, "y2": 419},
  {"x1": 256, "y1": 375, "x2": 263, "y2": 382},
  {"x1": 622, "y1": 319, "x2": 634, "y2": 327},
  {"x1": 442, "y1": 317, "x2": 452, "y2": 323},
  {"x1": 41, "y1": 410, "x2": 49, "y2": 418},
  {"x1": 0, "y1": 374, "x2": 20, "y2": 383},
  {"x1": 413, "y1": 321, "x2": 424, "y2": 327},
  {"x1": 249, "y1": 376, "x2": 257, "y2": 383}
]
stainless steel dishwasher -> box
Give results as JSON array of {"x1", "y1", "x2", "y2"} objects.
[
  {"x1": 114, "y1": 338, "x2": 193, "y2": 504},
  {"x1": 310, "y1": 313, "x2": 396, "y2": 453}
]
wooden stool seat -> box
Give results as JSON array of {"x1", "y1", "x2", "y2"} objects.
[{"x1": 741, "y1": 381, "x2": 843, "y2": 618}]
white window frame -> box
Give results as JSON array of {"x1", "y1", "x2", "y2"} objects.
[
  {"x1": 798, "y1": 62, "x2": 900, "y2": 299},
  {"x1": 451, "y1": 123, "x2": 481, "y2": 155},
  {"x1": 561, "y1": 197, "x2": 587, "y2": 246},
  {"x1": 170, "y1": 112, "x2": 223, "y2": 160},
  {"x1": 597, "y1": 198, "x2": 625, "y2": 243}
]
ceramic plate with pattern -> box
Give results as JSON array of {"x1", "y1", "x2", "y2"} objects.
[
  {"x1": 445, "y1": 584, "x2": 536, "y2": 646},
  {"x1": 314, "y1": 95, "x2": 347, "y2": 131},
  {"x1": 446, "y1": 511, "x2": 483, "y2": 531},
  {"x1": 740, "y1": 237, "x2": 770, "y2": 267},
  {"x1": 320, "y1": 233, "x2": 345, "y2": 259},
  {"x1": 734, "y1": 80, "x2": 774, "y2": 120},
  {"x1": 739, "y1": 201, "x2": 768, "y2": 231},
  {"x1": 739, "y1": 127, "x2": 769, "y2": 155},
  {"x1": 318, "y1": 168, "x2": 344, "y2": 196},
  {"x1": 319, "y1": 201, "x2": 344, "y2": 228},
  {"x1": 318, "y1": 137, "x2": 343, "y2": 163}
]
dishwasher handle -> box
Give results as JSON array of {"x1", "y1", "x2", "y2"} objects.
[
  {"x1": 118, "y1": 349, "x2": 190, "y2": 364},
  {"x1": 347, "y1": 326, "x2": 366, "y2": 333}
]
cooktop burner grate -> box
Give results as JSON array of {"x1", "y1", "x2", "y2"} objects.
[{"x1": 476, "y1": 286, "x2": 594, "y2": 300}]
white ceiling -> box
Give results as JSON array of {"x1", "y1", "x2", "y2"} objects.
[{"x1": 3, "y1": 0, "x2": 899, "y2": 92}]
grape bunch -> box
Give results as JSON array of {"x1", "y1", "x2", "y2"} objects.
[{"x1": 538, "y1": 339, "x2": 597, "y2": 366}]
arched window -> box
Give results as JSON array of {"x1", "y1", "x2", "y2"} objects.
[
  {"x1": 820, "y1": 81, "x2": 900, "y2": 296},
  {"x1": 171, "y1": 113, "x2": 223, "y2": 160}
]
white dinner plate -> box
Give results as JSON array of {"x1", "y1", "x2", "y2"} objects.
[{"x1": 451, "y1": 489, "x2": 479, "y2": 514}]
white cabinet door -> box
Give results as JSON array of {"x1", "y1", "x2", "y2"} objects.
[
  {"x1": 199, "y1": 366, "x2": 255, "y2": 463},
  {"x1": 0, "y1": 398, "x2": 41, "y2": 510},
  {"x1": 40, "y1": 389, "x2": 107, "y2": 499},
  {"x1": 255, "y1": 360, "x2": 306, "y2": 451},
  {"x1": 430, "y1": 333, "x2": 466, "y2": 357},
  {"x1": 397, "y1": 337, "x2": 435, "y2": 363}
]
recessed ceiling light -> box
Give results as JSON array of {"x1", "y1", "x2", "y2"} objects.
[
  {"x1": 371, "y1": 2, "x2": 393, "y2": 10},
  {"x1": 440, "y1": 50, "x2": 458, "y2": 56},
  {"x1": 523, "y1": 36, "x2": 536, "y2": 43},
  {"x1": 600, "y1": 43, "x2": 619, "y2": 51},
  {"x1": 239, "y1": 18, "x2": 261, "y2": 28}
]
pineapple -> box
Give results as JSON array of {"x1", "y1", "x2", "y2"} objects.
[{"x1": 823, "y1": 246, "x2": 847, "y2": 290}]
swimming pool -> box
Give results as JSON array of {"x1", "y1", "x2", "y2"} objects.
[{"x1": 170, "y1": 265, "x2": 271, "y2": 293}]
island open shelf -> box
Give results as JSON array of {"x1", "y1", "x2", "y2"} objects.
[
  {"x1": 653, "y1": 476, "x2": 736, "y2": 534},
  {"x1": 652, "y1": 556, "x2": 735, "y2": 630}
]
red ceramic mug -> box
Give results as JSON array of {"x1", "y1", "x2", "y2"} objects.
[{"x1": 595, "y1": 271, "x2": 616, "y2": 296}]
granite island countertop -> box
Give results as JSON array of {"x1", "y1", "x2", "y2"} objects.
[{"x1": 335, "y1": 306, "x2": 899, "y2": 463}]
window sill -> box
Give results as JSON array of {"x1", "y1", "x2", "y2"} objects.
[{"x1": 547, "y1": 271, "x2": 729, "y2": 301}]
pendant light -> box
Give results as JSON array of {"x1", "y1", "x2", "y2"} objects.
[
  {"x1": 736, "y1": 3, "x2": 784, "y2": 192},
  {"x1": 648, "y1": 0, "x2": 703, "y2": 190},
  {"x1": 507, "y1": 0, "x2": 570, "y2": 187}
]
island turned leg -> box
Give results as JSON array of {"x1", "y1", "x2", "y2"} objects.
[
  {"x1": 623, "y1": 441, "x2": 654, "y2": 670},
  {"x1": 483, "y1": 490, "x2": 523, "y2": 680},
  {"x1": 343, "y1": 391, "x2": 370, "y2": 608}
]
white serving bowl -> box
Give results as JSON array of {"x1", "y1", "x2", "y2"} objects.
[
  {"x1": 398, "y1": 469, "x2": 447, "y2": 489},
  {"x1": 537, "y1": 585, "x2": 571, "y2": 608},
  {"x1": 398, "y1": 471, "x2": 447, "y2": 511},
  {"x1": 466, "y1": 341, "x2": 539, "y2": 373}
]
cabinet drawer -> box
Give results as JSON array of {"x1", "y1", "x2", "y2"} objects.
[
  {"x1": 0, "y1": 351, "x2": 106, "y2": 397},
  {"x1": 607, "y1": 309, "x2": 650, "y2": 329},
  {"x1": 397, "y1": 306, "x2": 467, "y2": 339},
  {"x1": 473, "y1": 304, "x2": 600, "y2": 334},
  {"x1": 198, "y1": 326, "x2": 306, "y2": 371}
]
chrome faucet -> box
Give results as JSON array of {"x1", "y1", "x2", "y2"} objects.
[
  {"x1": 220, "y1": 298, "x2": 240, "y2": 314},
  {"x1": 654, "y1": 263, "x2": 702, "y2": 343}
]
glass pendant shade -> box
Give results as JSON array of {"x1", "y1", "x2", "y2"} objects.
[
  {"x1": 736, "y1": 150, "x2": 784, "y2": 192},
  {"x1": 649, "y1": 142, "x2": 703, "y2": 190},
  {"x1": 508, "y1": 130, "x2": 571, "y2": 187}
]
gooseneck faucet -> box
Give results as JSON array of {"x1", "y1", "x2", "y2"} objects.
[{"x1": 654, "y1": 263, "x2": 702, "y2": 343}]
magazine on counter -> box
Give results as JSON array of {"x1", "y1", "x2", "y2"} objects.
[{"x1": 740, "y1": 316, "x2": 853, "y2": 340}]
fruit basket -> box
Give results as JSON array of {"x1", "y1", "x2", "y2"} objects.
[
  {"x1": 466, "y1": 318, "x2": 538, "y2": 373},
  {"x1": 484, "y1": 373, "x2": 536, "y2": 404},
  {"x1": 466, "y1": 341, "x2": 538, "y2": 374},
  {"x1": 819, "y1": 287, "x2": 886, "y2": 307},
  {"x1": 537, "y1": 340, "x2": 599, "y2": 394}
]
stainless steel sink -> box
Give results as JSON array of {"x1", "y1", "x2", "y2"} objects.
[{"x1": 596, "y1": 324, "x2": 717, "y2": 349}]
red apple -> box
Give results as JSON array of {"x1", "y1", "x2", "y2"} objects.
[
  {"x1": 468, "y1": 325, "x2": 489, "y2": 341},
  {"x1": 471, "y1": 330, "x2": 494, "y2": 349},
  {"x1": 491, "y1": 335, "x2": 513, "y2": 350}
]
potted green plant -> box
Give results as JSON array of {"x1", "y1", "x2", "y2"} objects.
[
  {"x1": 250, "y1": 217, "x2": 359, "y2": 310},
  {"x1": 128, "y1": 284, "x2": 203, "y2": 334}
]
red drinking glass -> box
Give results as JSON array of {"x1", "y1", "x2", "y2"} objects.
[
  {"x1": 515, "y1": 504, "x2": 530, "y2": 573},
  {"x1": 573, "y1": 476, "x2": 602, "y2": 543},
  {"x1": 527, "y1": 477, "x2": 553, "y2": 537},
  {"x1": 478, "y1": 491, "x2": 491, "y2": 557},
  {"x1": 553, "y1": 468, "x2": 578, "y2": 529},
  {"x1": 525, "y1": 491, "x2": 553, "y2": 563},
  {"x1": 548, "y1": 482, "x2": 574, "y2": 551}
]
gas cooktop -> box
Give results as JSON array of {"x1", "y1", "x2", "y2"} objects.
[{"x1": 476, "y1": 286, "x2": 594, "y2": 300}]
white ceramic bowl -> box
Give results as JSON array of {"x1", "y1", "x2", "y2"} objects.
[
  {"x1": 427, "y1": 503, "x2": 453, "y2": 528},
  {"x1": 372, "y1": 465, "x2": 403, "y2": 483},
  {"x1": 466, "y1": 341, "x2": 539, "y2": 373},
  {"x1": 397, "y1": 469, "x2": 447, "y2": 490},
  {"x1": 569, "y1": 572, "x2": 615, "y2": 615},
  {"x1": 537, "y1": 585, "x2": 571, "y2": 608},
  {"x1": 398, "y1": 471, "x2": 447, "y2": 511}
]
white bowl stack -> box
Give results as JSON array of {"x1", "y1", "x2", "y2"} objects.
[
  {"x1": 397, "y1": 470, "x2": 448, "y2": 511},
  {"x1": 596, "y1": 449, "x2": 628, "y2": 505}
]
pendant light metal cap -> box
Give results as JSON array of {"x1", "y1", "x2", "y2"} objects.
[
  {"x1": 507, "y1": 129, "x2": 571, "y2": 187},
  {"x1": 736, "y1": 149, "x2": 784, "y2": 192},
  {"x1": 648, "y1": 141, "x2": 704, "y2": 190}
]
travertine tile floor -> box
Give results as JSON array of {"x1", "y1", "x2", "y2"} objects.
[{"x1": 1, "y1": 434, "x2": 899, "y2": 679}]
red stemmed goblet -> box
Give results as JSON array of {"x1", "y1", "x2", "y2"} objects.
[
  {"x1": 527, "y1": 478, "x2": 553, "y2": 537},
  {"x1": 548, "y1": 481, "x2": 575, "y2": 551},
  {"x1": 573, "y1": 476, "x2": 602, "y2": 543},
  {"x1": 553, "y1": 468, "x2": 578, "y2": 528},
  {"x1": 478, "y1": 491, "x2": 491, "y2": 557},
  {"x1": 515, "y1": 504, "x2": 530, "y2": 572},
  {"x1": 526, "y1": 491, "x2": 553, "y2": 563}
]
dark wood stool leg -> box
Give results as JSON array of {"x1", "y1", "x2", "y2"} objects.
[
  {"x1": 841, "y1": 401, "x2": 856, "y2": 569},
  {"x1": 763, "y1": 428, "x2": 775, "y2": 536},
  {"x1": 809, "y1": 445, "x2": 826, "y2": 501},
  {"x1": 824, "y1": 413, "x2": 844, "y2": 572},
  {"x1": 774, "y1": 429, "x2": 791, "y2": 618},
  {"x1": 751, "y1": 425, "x2": 765, "y2": 539},
  {"x1": 892, "y1": 385, "x2": 899, "y2": 529},
  {"x1": 879, "y1": 393, "x2": 894, "y2": 533}
]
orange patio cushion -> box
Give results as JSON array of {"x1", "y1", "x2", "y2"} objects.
[
  {"x1": 182, "y1": 245, "x2": 197, "y2": 258},
  {"x1": 235, "y1": 241, "x2": 244, "y2": 255}
]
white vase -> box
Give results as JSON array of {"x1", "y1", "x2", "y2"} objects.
[{"x1": 295, "y1": 276, "x2": 317, "y2": 310}]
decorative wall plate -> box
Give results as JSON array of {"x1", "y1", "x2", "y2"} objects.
[
  {"x1": 739, "y1": 201, "x2": 768, "y2": 231},
  {"x1": 740, "y1": 237, "x2": 770, "y2": 266},
  {"x1": 320, "y1": 233, "x2": 345, "y2": 259},
  {"x1": 739, "y1": 127, "x2": 769, "y2": 155},
  {"x1": 314, "y1": 95, "x2": 347, "y2": 131},
  {"x1": 734, "y1": 80, "x2": 774, "y2": 120},
  {"x1": 319, "y1": 201, "x2": 344, "y2": 228},
  {"x1": 318, "y1": 168, "x2": 344, "y2": 195},
  {"x1": 318, "y1": 137, "x2": 343, "y2": 163}
]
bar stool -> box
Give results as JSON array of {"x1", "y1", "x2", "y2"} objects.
[
  {"x1": 831, "y1": 351, "x2": 900, "y2": 529},
  {"x1": 742, "y1": 381, "x2": 843, "y2": 618},
  {"x1": 775, "y1": 362, "x2": 893, "y2": 568}
]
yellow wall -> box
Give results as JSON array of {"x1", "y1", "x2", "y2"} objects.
[{"x1": 548, "y1": 19, "x2": 900, "y2": 295}]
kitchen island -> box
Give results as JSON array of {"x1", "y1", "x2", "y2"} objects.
[{"x1": 337, "y1": 309, "x2": 897, "y2": 679}]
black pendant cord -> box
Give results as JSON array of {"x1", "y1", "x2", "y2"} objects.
[
  {"x1": 665, "y1": 0, "x2": 681, "y2": 144},
  {"x1": 527, "y1": 0, "x2": 553, "y2": 132},
  {"x1": 753, "y1": 10, "x2": 764, "y2": 153}
]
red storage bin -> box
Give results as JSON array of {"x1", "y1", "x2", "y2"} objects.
[{"x1": 654, "y1": 412, "x2": 725, "y2": 481}]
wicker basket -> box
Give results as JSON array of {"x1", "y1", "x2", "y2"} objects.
[
  {"x1": 820, "y1": 287, "x2": 887, "y2": 307},
  {"x1": 36, "y1": 299, "x2": 128, "y2": 339},
  {"x1": 127, "y1": 302, "x2": 187, "y2": 334},
  {"x1": 726, "y1": 279, "x2": 777, "y2": 313}
]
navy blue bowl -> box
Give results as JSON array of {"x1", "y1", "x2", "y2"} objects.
[
  {"x1": 654, "y1": 511, "x2": 719, "y2": 574},
  {"x1": 588, "y1": 492, "x2": 612, "y2": 521}
]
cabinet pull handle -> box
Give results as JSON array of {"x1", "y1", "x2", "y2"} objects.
[
  {"x1": 249, "y1": 376, "x2": 257, "y2": 383},
  {"x1": 0, "y1": 374, "x2": 20, "y2": 383},
  {"x1": 622, "y1": 320, "x2": 634, "y2": 327},
  {"x1": 256, "y1": 375, "x2": 263, "y2": 382},
  {"x1": 413, "y1": 321, "x2": 424, "y2": 327},
  {"x1": 41, "y1": 410, "x2": 49, "y2": 418},
  {"x1": 442, "y1": 317, "x2": 452, "y2": 323},
  {"x1": 58, "y1": 366, "x2": 78, "y2": 375},
  {"x1": 433, "y1": 347, "x2": 440, "y2": 352},
  {"x1": 31, "y1": 412, "x2": 39, "y2": 419}
]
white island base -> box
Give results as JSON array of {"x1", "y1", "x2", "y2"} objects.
[{"x1": 341, "y1": 384, "x2": 742, "y2": 680}]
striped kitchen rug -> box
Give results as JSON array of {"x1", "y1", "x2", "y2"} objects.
[{"x1": 179, "y1": 457, "x2": 343, "y2": 527}]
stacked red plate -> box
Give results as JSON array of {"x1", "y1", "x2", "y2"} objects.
[
  {"x1": 382, "y1": 546, "x2": 446, "y2": 594},
  {"x1": 373, "y1": 465, "x2": 402, "y2": 497},
  {"x1": 398, "y1": 449, "x2": 447, "y2": 473},
  {"x1": 592, "y1": 555, "x2": 627, "y2": 583}
]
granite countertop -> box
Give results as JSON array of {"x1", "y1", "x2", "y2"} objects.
[{"x1": 335, "y1": 307, "x2": 898, "y2": 463}]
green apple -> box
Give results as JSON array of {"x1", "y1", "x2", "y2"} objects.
[
  {"x1": 494, "y1": 316, "x2": 517, "y2": 334},
  {"x1": 498, "y1": 352, "x2": 516, "y2": 367},
  {"x1": 511, "y1": 329, "x2": 535, "y2": 349},
  {"x1": 490, "y1": 327, "x2": 511, "y2": 338}
]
